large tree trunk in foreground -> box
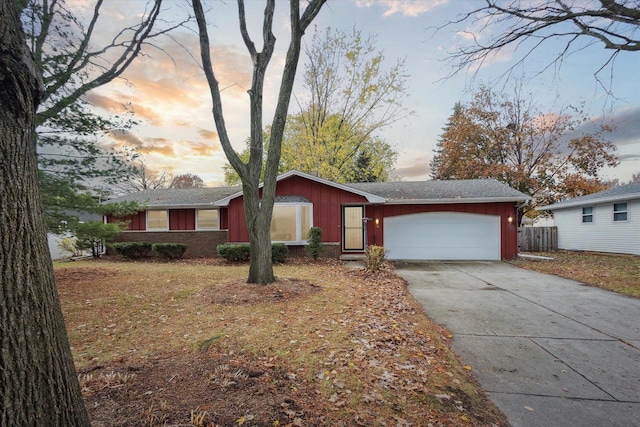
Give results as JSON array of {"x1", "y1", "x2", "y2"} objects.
[{"x1": 0, "y1": 1, "x2": 90, "y2": 425}]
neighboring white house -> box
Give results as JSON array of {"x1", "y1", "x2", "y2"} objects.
[
  {"x1": 538, "y1": 182, "x2": 640, "y2": 256},
  {"x1": 47, "y1": 210, "x2": 103, "y2": 260}
]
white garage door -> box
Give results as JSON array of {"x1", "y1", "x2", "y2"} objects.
[{"x1": 384, "y1": 212, "x2": 501, "y2": 260}]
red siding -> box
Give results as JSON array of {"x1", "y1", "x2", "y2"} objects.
[
  {"x1": 367, "y1": 203, "x2": 520, "y2": 260},
  {"x1": 108, "y1": 211, "x2": 146, "y2": 231},
  {"x1": 227, "y1": 175, "x2": 368, "y2": 242},
  {"x1": 169, "y1": 209, "x2": 196, "y2": 230}
]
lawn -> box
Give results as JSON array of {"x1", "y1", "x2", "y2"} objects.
[
  {"x1": 55, "y1": 258, "x2": 507, "y2": 426},
  {"x1": 513, "y1": 251, "x2": 640, "y2": 298}
]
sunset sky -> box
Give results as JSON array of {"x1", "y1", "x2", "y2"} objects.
[{"x1": 83, "y1": 0, "x2": 640, "y2": 186}]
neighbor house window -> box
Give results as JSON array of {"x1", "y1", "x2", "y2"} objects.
[
  {"x1": 270, "y1": 204, "x2": 312, "y2": 243},
  {"x1": 613, "y1": 202, "x2": 628, "y2": 222},
  {"x1": 147, "y1": 210, "x2": 168, "y2": 230},
  {"x1": 197, "y1": 209, "x2": 219, "y2": 230},
  {"x1": 582, "y1": 206, "x2": 594, "y2": 223}
]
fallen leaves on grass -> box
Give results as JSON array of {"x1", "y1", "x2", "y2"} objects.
[
  {"x1": 57, "y1": 259, "x2": 508, "y2": 426},
  {"x1": 515, "y1": 251, "x2": 640, "y2": 298}
]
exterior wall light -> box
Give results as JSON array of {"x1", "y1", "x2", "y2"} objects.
[
  {"x1": 375, "y1": 218, "x2": 380, "y2": 228},
  {"x1": 507, "y1": 216, "x2": 513, "y2": 223}
]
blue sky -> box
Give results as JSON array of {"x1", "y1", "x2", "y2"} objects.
[{"x1": 87, "y1": 0, "x2": 640, "y2": 185}]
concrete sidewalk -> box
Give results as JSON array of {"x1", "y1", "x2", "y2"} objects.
[{"x1": 396, "y1": 261, "x2": 640, "y2": 427}]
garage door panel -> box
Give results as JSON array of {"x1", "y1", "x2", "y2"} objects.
[
  {"x1": 387, "y1": 246, "x2": 495, "y2": 260},
  {"x1": 388, "y1": 232, "x2": 495, "y2": 248},
  {"x1": 384, "y1": 212, "x2": 500, "y2": 260}
]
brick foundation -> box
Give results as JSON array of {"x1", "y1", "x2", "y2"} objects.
[{"x1": 286, "y1": 242, "x2": 341, "y2": 259}]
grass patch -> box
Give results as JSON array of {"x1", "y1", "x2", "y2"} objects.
[
  {"x1": 56, "y1": 258, "x2": 507, "y2": 426},
  {"x1": 514, "y1": 251, "x2": 640, "y2": 298}
]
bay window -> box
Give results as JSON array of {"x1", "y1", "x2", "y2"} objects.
[{"x1": 270, "y1": 203, "x2": 312, "y2": 243}]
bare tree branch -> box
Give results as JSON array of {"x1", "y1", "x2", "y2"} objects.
[
  {"x1": 192, "y1": 0, "x2": 244, "y2": 177},
  {"x1": 442, "y1": 0, "x2": 639, "y2": 85},
  {"x1": 193, "y1": 0, "x2": 325, "y2": 283},
  {"x1": 29, "y1": 0, "x2": 192, "y2": 126}
]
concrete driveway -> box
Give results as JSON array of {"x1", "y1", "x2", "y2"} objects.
[{"x1": 395, "y1": 261, "x2": 640, "y2": 427}]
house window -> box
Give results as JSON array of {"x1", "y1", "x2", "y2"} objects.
[
  {"x1": 613, "y1": 202, "x2": 628, "y2": 222},
  {"x1": 197, "y1": 209, "x2": 219, "y2": 230},
  {"x1": 147, "y1": 210, "x2": 168, "y2": 230},
  {"x1": 270, "y1": 204, "x2": 312, "y2": 243},
  {"x1": 582, "y1": 207, "x2": 594, "y2": 223}
]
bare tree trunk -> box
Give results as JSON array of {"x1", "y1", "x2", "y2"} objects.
[
  {"x1": 194, "y1": 0, "x2": 325, "y2": 284},
  {"x1": 242, "y1": 179, "x2": 276, "y2": 283},
  {"x1": 0, "y1": 1, "x2": 90, "y2": 425},
  {"x1": 247, "y1": 210, "x2": 275, "y2": 283}
]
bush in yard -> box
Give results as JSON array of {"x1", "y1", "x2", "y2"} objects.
[
  {"x1": 271, "y1": 243, "x2": 288, "y2": 263},
  {"x1": 58, "y1": 236, "x2": 81, "y2": 258},
  {"x1": 365, "y1": 245, "x2": 387, "y2": 272},
  {"x1": 153, "y1": 243, "x2": 188, "y2": 259},
  {"x1": 112, "y1": 242, "x2": 153, "y2": 259},
  {"x1": 217, "y1": 243, "x2": 251, "y2": 262},
  {"x1": 75, "y1": 222, "x2": 122, "y2": 258},
  {"x1": 305, "y1": 227, "x2": 323, "y2": 259},
  {"x1": 217, "y1": 243, "x2": 289, "y2": 263}
]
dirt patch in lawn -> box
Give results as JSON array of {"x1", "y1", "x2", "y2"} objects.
[
  {"x1": 56, "y1": 259, "x2": 508, "y2": 426},
  {"x1": 514, "y1": 251, "x2": 640, "y2": 298},
  {"x1": 199, "y1": 277, "x2": 321, "y2": 305},
  {"x1": 80, "y1": 351, "x2": 323, "y2": 427}
]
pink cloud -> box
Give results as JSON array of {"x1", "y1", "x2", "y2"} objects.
[
  {"x1": 197, "y1": 128, "x2": 218, "y2": 141},
  {"x1": 355, "y1": 0, "x2": 449, "y2": 17},
  {"x1": 395, "y1": 156, "x2": 431, "y2": 179}
]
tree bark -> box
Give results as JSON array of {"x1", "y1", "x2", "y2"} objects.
[{"x1": 0, "y1": 1, "x2": 90, "y2": 425}]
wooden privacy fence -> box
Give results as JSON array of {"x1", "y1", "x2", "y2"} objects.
[{"x1": 518, "y1": 227, "x2": 558, "y2": 252}]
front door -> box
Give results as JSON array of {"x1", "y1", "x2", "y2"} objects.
[{"x1": 343, "y1": 206, "x2": 365, "y2": 251}]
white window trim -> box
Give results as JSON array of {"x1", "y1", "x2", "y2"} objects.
[
  {"x1": 196, "y1": 209, "x2": 220, "y2": 230},
  {"x1": 613, "y1": 202, "x2": 629, "y2": 222},
  {"x1": 146, "y1": 210, "x2": 169, "y2": 231},
  {"x1": 270, "y1": 202, "x2": 313, "y2": 245},
  {"x1": 581, "y1": 206, "x2": 594, "y2": 224}
]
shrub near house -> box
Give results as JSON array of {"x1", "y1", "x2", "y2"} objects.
[
  {"x1": 111, "y1": 242, "x2": 189, "y2": 259},
  {"x1": 153, "y1": 243, "x2": 188, "y2": 259},
  {"x1": 112, "y1": 242, "x2": 153, "y2": 259},
  {"x1": 217, "y1": 243, "x2": 288, "y2": 263}
]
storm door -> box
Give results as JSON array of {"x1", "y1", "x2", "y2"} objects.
[{"x1": 343, "y1": 206, "x2": 365, "y2": 251}]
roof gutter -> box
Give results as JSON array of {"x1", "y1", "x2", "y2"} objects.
[
  {"x1": 385, "y1": 197, "x2": 531, "y2": 205},
  {"x1": 143, "y1": 203, "x2": 218, "y2": 210},
  {"x1": 538, "y1": 192, "x2": 640, "y2": 211}
]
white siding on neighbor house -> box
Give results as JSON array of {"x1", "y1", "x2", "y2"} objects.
[
  {"x1": 48, "y1": 233, "x2": 65, "y2": 260},
  {"x1": 553, "y1": 199, "x2": 640, "y2": 255}
]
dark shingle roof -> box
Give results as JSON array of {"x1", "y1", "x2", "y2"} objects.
[
  {"x1": 347, "y1": 179, "x2": 530, "y2": 203},
  {"x1": 106, "y1": 174, "x2": 530, "y2": 209},
  {"x1": 107, "y1": 187, "x2": 240, "y2": 208},
  {"x1": 539, "y1": 181, "x2": 640, "y2": 210}
]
